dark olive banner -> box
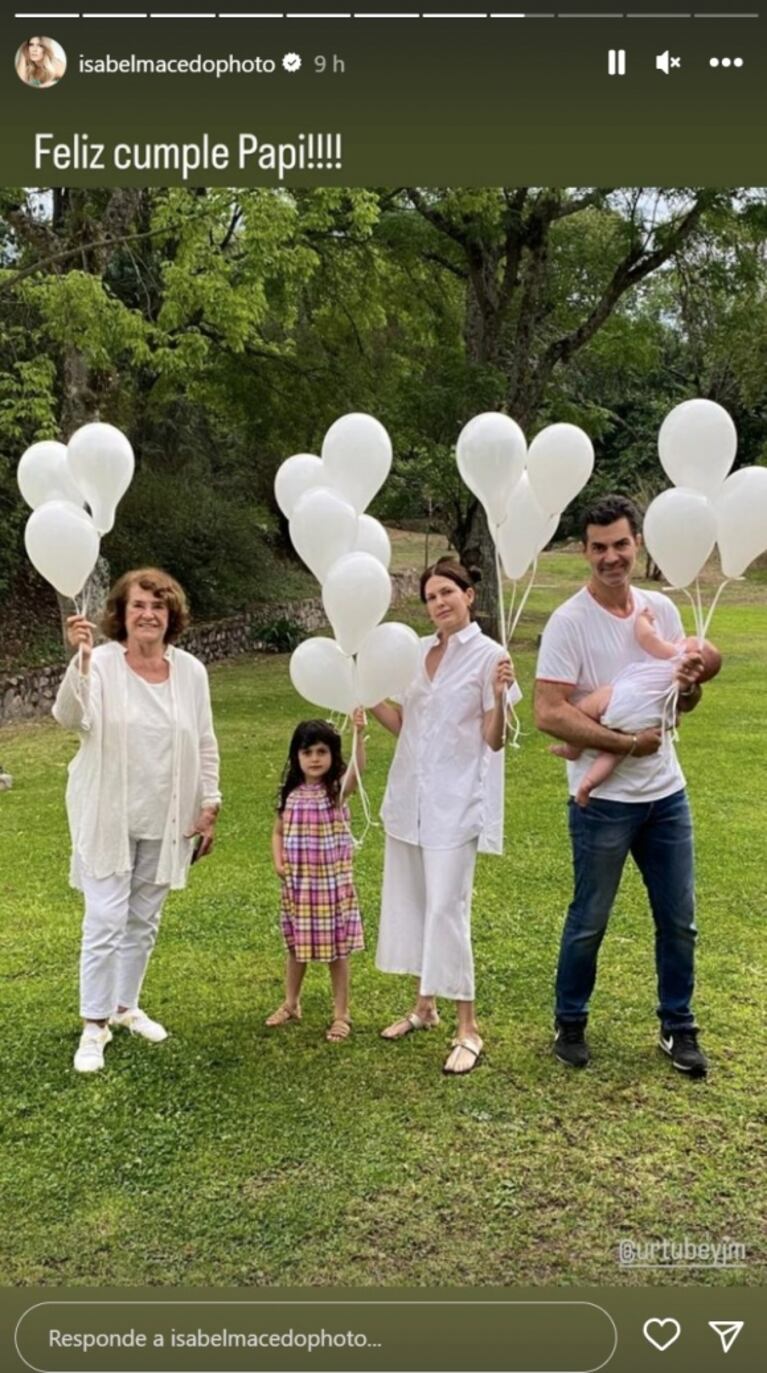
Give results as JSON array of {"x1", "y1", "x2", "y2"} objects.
[
  {"x1": 3, "y1": 1288, "x2": 765, "y2": 1373},
  {"x1": 1, "y1": 6, "x2": 765, "y2": 183}
]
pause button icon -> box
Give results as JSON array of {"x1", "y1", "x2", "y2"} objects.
[{"x1": 608, "y1": 49, "x2": 627, "y2": 76}]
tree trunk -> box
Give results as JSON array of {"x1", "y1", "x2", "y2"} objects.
[{"x1": 454, "y1": 499, "x2": 503, "y2": 643}]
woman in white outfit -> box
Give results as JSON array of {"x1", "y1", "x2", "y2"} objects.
[
  {"x1": 53, "y1": 567, "x2": 221, "y2": 1073},
  {"x1": 371, "y1": 560, "x2": 519, "y2": 1075}
]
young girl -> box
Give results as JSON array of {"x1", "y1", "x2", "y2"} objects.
[{"x1": 268, "y1": 711, "x2": 366, "y2": 1042}]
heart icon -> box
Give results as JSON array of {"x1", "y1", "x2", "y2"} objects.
[{"x1": 643, "y1": 1318, "x2": 682, "y2": 1352}]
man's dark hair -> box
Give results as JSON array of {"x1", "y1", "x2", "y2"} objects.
[{"x1": 580, "y1": 494, "x2": 641, "y2": 542}]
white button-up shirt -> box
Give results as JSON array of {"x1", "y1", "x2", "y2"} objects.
[
  {"x1": 380, "y1": 621, "x2": 521, "y2": 855},
  {"x1": 53, "y1": 640, "x2": 221, "y2": 890}
]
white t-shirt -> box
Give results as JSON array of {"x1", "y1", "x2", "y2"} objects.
[
  {"x1": 380, "y1": 620, "x2": 522, "y2": 854},
  {"x1": 536, "y1": 586, "x2": 686, "y2": 803},
  {"x1": 126, "y1": 671, "x2": 174, "y2": 839}
]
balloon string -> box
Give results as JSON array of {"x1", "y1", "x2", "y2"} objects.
[
  {"x1": 73, "y1": 590, "x2": 86, "y2": 674},
  {"x1": 505, "y1": 700, "x2": 522, "y2": 751},
  {"x1": 339, "y1": 715, "x2": 374, "y2": 850},
  {"x1": 508, "y1": 557, "x2": 538, "y2": 643},
  {"x1": 702, "y1": 578, "x2": 730, "y2": 639},
  {"x1": 504, "y1": 580, "x2": 517, "y2": 647},
  {"x1": 695, "y1": 578, "x2": 705, "y2": 648},
  {"x1": 494, "y1": 541, "x2": 506, "y2": 649},
  {"x1": 676, "y1": 586, "x2": 703, "y2": 644},
  {"x1": 493, "y1": 543, "x2": 509, "y2": 747},
  {"x1": 662, "y1": 681, "x2": 680, "y2": 750}
]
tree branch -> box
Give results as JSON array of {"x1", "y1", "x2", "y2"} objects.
[
  {"x1": 531, "y1": 193, "x2": 714, "y2": 403},
  {"x1": 406, "y1": 188, "x2": 474, "y2": 250},
  {"x1": 0, "y1": 226, "x2": 169, "y2": 296}
]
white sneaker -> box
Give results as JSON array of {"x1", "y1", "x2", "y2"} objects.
[
  {"x1": 74, "y1": 1025, "x2": 113, "y2": 1073},
  {"x1": 110, "y1": 1007, "x2": 168, "y2": 1042}
]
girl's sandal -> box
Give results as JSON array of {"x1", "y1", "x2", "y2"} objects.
[
  {"x1": 326, "y1": 1018, "x2": 351, "y2": 1043},
  {"x1": 265, "y1": 1004, "x2": 301, "y2": 1027}
]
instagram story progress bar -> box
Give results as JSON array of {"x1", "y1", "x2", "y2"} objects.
[{"x1": 8, "y1": 9, "x2": 764, "y2": 19}]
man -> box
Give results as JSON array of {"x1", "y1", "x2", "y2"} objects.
[{"x1": 535, "y1": 494, "x2": 708, "y2": 1076}]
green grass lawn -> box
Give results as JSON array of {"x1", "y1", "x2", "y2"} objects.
[{"x1": 0, "y1": 554, "x2": 764, "y2": 1288}]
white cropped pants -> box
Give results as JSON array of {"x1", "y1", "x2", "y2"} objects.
[
  {"x1": 78, "y1": 839, "x2": 170, "y2": 1020},
  {"x1": 376, "y1": 835, "x2": 478, "y2": 1001}
]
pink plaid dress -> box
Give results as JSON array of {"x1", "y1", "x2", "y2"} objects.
[{"x1": 280, "y1": 782, "x2": 364, "y2": 963}]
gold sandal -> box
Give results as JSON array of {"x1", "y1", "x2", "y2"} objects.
[
  {"x1": 380, "y1": 1010, "x2": 440, "y2": 1040},
  {"x1": 265, "y1": 1004, "x2": 301, "y2": 1027},
  {"x1": 443, "y1": 1035, "x2": 483, "y2": 1075},
  {"x1": 326, "y1": 1018, "x2": 352, "y2": 1043}
]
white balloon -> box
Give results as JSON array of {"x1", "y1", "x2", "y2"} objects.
[
  {"x1": 716, "y1": 466, "x2": 767, "y2": 578},
  {"x1": 289, "y1": 486, "x2": 358, "y2": 583},
  {"x1": 17, "y1": 441, "x2": 85, "y2": 511},
  {"x1": 658, "y1": 399, "x2": 737, "y2": 499},
  {"x1": 456, "y1": 412, "x2": 527, "y2": 529},
  {"x1": 355, "y1": 622, "x2": 421, "y2": 707},
  {"x1": 24, "y1": 500, "x2": 100, "y2": 599},
  {"x1": 322, "y1": 413, "x2": 392, "y2": 515},
  {"x1": 274, "y1": 453, "x2": 324, "y2": 519},
  {"x1": 289, "y1": 637, "x2": 356, "y2": 714},
  {"x1": 526, "y1": 423, "x2": 594, "y2": 516},
  {"x1": 322, "y1": 551, "x2": 392, "y2": 656},
  {"x1": 643, "y1": 487, "x2": 717, "y2": 589},
  {"x1": 354, "y1": 514, "x2": 391, "y2": 568},
  {"x1": 497, "y1": 474, "x2": 559, "y2": 581},
  {"x1": 66, "y1": 422, "x2": 135, "y2": 534}
]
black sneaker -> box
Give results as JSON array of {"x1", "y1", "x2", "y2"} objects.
[
  {"x1": 554, "y1": 1022, "x2": 590, "y2": 1068},
  {"x1": 659, "y1": 1028, "x2": 708, "y2": 1078}
]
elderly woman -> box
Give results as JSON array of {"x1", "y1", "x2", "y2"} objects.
[
  {"x1": 53, "y1": 567, "x2": 221, "y2": 1073},
  {"x1": 370, "y1": 559, "x2": 521, "y2": 1076}
]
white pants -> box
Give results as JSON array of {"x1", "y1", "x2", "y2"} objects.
[
  {"x1": 376, "y1": 835, "x2": 478, "y2": 1001},
  {"x1": 79, "y1": 839, "x2": 170, "y2": 1020}
]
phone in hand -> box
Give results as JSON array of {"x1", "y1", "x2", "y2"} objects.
[{"x1": 190, "y1": 834, "x2": 204, "y2": 864}]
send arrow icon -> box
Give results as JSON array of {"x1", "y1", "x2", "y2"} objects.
[{"x1": 708, "y1": 1321, "x2": 744, "y2": 1354}]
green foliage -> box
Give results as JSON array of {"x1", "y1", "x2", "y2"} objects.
[
  {"x1": 250, "y1": 617, "x2": 306, "y2": 653},
  {"x1": 102, "y1": 463, "x2": 281, "y2": 618},
  {"x1": 2, "y1": 187, "x2": 767, "y2": 612}
]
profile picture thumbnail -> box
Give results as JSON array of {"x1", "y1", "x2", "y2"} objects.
[{"x1": 15, "y1": 35, "x2": 66, "y2": 89}]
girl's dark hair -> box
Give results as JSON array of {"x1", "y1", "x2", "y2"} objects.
[
  {"x1": 278, "y1": 720, "x2": 347, "y2": 812},
  {"x1": 419, "y1": 558, "x2": 480, "y2": 612}
]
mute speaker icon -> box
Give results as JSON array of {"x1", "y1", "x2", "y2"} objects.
[{"x1": 656, "y1": 50, "x2": 682, "y2": 74}]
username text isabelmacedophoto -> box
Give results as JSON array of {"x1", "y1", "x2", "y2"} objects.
[{"x1": 79, "y1": 52, "x2": 284, "y2": 77}]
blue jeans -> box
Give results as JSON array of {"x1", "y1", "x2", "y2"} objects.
[{"x1": 555, "y1": 788, "x2": 697, "y2": 1033}]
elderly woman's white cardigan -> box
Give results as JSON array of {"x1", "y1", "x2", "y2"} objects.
[{"x1": 53, "y1": 640, "x2": 221, "y2": 891}]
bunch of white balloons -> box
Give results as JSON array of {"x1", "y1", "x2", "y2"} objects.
[
  {"x1": 18, "y1": 423, "x2": 135, "y2": 602},
  {"x1": 456, "y1": 413, "x2": 595, "y2": 639},
  {"x1": 275, "y1": 413, "x2": 421, "y2": 714},
  {"x1": 643, "y1": 401, "x2": 767, "y2": 615}
]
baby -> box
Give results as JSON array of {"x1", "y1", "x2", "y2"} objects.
[{"x1": 551, "y1": 608, "x2": 722, "y2": 807}]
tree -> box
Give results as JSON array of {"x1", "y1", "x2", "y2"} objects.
[{"x1": 387, "y1": 188, "x2": 752, "y2": 635}]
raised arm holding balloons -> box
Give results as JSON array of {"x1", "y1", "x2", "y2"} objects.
[
  {"x1": 52, "y1": 567, "x2": 221, "y2": 1075},
  {"x1": 18, "y1": 424, "x2": 221, "y2": 1076}
]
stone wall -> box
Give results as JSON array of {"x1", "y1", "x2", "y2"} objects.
[{"x1": 0, "y1": 571, "x2": 421, "y2": 726}]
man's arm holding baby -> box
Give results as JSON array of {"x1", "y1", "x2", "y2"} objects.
[{"x1": 535, "y1": 680, "x2": 662, "y2": 756}]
